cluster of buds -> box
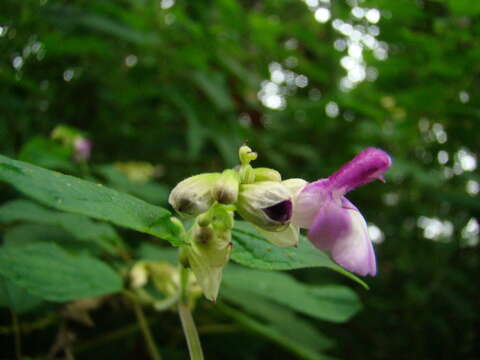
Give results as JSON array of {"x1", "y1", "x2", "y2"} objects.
[
  {"x1": 129, "y1": 261, "x2": 201, "y2": 310},
  {"x1": 169, "y1": 144, "x2": 392, "y2": 300}
]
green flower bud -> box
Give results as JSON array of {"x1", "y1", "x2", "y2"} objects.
[
  {"x1": 168, "y1": 173, "x2": 220, "y2": 216},
  {"x1": 187, "y1": 249, "x2": 223, "y2": 302},
  {"x1": 236, "y1": 181, "x2": 293, "y2": 231},
  {"x1": 191, "y1": 224, "x2": 231, "y2": 268},
  {"x1": 210, "y1": 205, "x2": 234, "y2": 232},
  {"x1": 187, "y1": 218, "x2": 233, "y2": 301},
  {"x1": 148, "y1": 262, "x2": 179, "y2": 297},
  {"x1": 253, "y1": 167, "x2": 282, "y2": 182},
  {"x1": 211, "y1": 169, "x2": 240, "y2": 204},
  {"x1": 239, "y1": 144, "x2": 257, "y2": 165},
  {"x1": 51, "y1": 124, "x2": 82, "y2": 145}
]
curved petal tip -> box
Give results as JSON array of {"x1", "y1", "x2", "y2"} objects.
[{"x1": 328, "y1": 147, "x2": 392, "y2": 195}]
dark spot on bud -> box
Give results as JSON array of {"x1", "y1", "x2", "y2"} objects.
[
  {"x1": 180, "y1": 255, "x2": 190, "y2": 268},
  {"x1": 262, "y1": 200, "x2": 292, "y2": 223},
  {"x1": 195, "y1": 226, "x2": 214, "y2": 245},
  {"x1": 177, "y1": 198, "x2": 194, "y2": 213},
  {"x1": 213, "y1": 188, "x2": 235, "y2": 204}
]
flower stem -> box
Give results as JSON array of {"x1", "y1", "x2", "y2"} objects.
[
  {"x1": 10, "y1": 310, "x2": 22, "y2": 360},
  {"x1": 178, "y1": 303, "x2": 204, "y2": 360},
  {"x1": 178, "y1": 265, "x2": 204, "y2": 360},
  {"x1": 125, "y1": 292, "x2": 162, "y2": 360}
]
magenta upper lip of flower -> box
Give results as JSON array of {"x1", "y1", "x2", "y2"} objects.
[
  {"x1": 292, "y1": 147, "x2": 391, "y2": 277},
  {"x1": 324, "y1": 147, "x2": 391, "y2": 195}
]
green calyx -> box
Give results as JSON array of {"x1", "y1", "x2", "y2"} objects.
[{"x1": 182, "y1": 203, "x2": 234, "y2": 301}]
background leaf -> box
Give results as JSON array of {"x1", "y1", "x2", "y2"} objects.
[
  {"x1": 0, "y1": 242, "x2": 122, "y2": 302},
  {"x1": 231, "y1": 221, "x2": 367, "y2": 288},
  {"x1": 0, "y1": 276, "x2": 44, "y2": 314},
  {"x1": 0, "y1": 199, "x2": 122, "y2": 253},
  {"x1": 218, "y1": 302, "x2": 337, "y2": 360},
  {"x1": 0, "y1": 155, "x2": 183, "y2": 245},
  {"x1": 222, "y1": 266, "x2": 362, "y2": 323}
]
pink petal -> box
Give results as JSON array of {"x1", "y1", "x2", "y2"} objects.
[
  {"x1": 307, "y1": 200, "x2": 351, "y2": 252},
  {"x1": 327, "y1": 147, "x2": 391, "y2": 195},
  {"x1": 308, "y1": 199, "x2": 377, "y2": 276},
  {"x1": 330, "y1": 208, "x2": 377, "y2": 276},
  {"x1": 291, "y1": 179, "x2": 329, "y2": 229}
]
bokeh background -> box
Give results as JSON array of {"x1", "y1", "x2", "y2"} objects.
[{"x1": 1, "y1": 0, "x2": 479, "y2": 359}]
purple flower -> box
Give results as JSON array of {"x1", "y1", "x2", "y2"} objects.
[
  {"x1": 292, "y1": 148, "x2": 391, "y2": 276},
  {"x1": 73, "y1": 137, "x2": 92, "y2": 162}
]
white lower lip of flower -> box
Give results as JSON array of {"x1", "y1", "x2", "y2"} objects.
[
  {"x1": 255, "y1": 224, "x2": 299, "y2": 248},
  {"x1": 330, "y1": 209, "x2": 376, "y2": 276}
]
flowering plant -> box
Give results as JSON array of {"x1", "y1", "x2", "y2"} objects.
[
  {"x1": 0, "y1": 142, "x2": 390, "y2": 360},
  {"x1": 169, "y1": 145, "x2": 391, "y2": 302}
]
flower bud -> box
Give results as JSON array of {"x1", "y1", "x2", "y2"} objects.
[
  {"x1": 148, "y1": 262, "x2": 179, "y2": 297},
  {"x1": 168, "y1": 173, "x2": 220, "y2": 216},
  {"x1": 187, "y1": 249, "x2": 223, "y2": 302},
  {"x1": 253, "y1": 168, "x2": 282, "y2": 182},
  {"x1": 73, "y1": 137, "x2": 92, "y2": 162},
  {"x1": 187, "y1": 219, "x2": 233, "y2": 301},
  {"x1": 236, "y1": 181, "x2": 293, "y2": 231},
  {"x1": 130, "y1": 262, "x2": 149, "y2": 288},
  {"x1": 239, "y1": 144, "x2": 257, "y2": 165},
  {"x1": 51, "y1": 125, "x2": 79, "y2": 145},
  {"x1": 191, "y1": 224, "x2": 231, "y2": 268},
  {"x1": 211, "y1": 169, "x2": 240, "y2": 204}
]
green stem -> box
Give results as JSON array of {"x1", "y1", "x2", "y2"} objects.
[
  {"x1": 178, "y1": 303, "x2": 204, "y2": 360},
  {"x1": 0, "y1": 313, "x2": 59, "y2": 335},
  {"x1": 125, "y1": 292, "x2": 162, "y2": 360},
  {"x1": 11, "y1": 310, "x2": 22, "y2": 360},
  {"x1": 178, "y1": 265, "x2": 204, "y2": 360}
]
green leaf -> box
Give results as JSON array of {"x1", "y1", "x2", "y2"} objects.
[
  {"x1": 0, "y1": 276, "x2": 44, "y2": 314},
  {"x1": 192, "y1": 71, "x2": 234, "y2": 111},
  {"x1": 217, "y1": 302, "x2": 337, "y2": 360},
  {"x1": 3, "y1": 224, "x2": 101, "y2": 255},
  {"x1": 0, "y1": 155, "x2": 183, "y2": 246},
  {"x1": 79, "y1": 13, "x2": 161, "y2": 46},
  {"x1": 0, "y1": 199, "x2": 123, "y2": 253},
  {"x1": 222, "y1": 266, "x2": 362, "y2": 323},
  {"x1": 95, "y1": 165, "x2": 168, "y2": 205},
  {"x1": 231, "y1": 221, "x2": 367, "y2": 288},
  {"x1": 0, "y1": 242, "x2": 123, "y2": 302},
  {"x1": 448, "y1": 0, "x2": 480, "y2": 15},
  {"x1": 222, "y1": 286, "x2": 335, "y2": 351},
  {"x1": 18, "y1": 136, "x2": 74, "y2": 172},
  {"x1": 169, "y1": 94, "x2": 206, "y2": 160},
  {"x1": 136, "y1": 243, "x2": 178, "y2": 264}
]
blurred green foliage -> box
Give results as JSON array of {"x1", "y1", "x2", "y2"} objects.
[{"x1": 1, "y1": 0, "x2": 479, "y2": 359}]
